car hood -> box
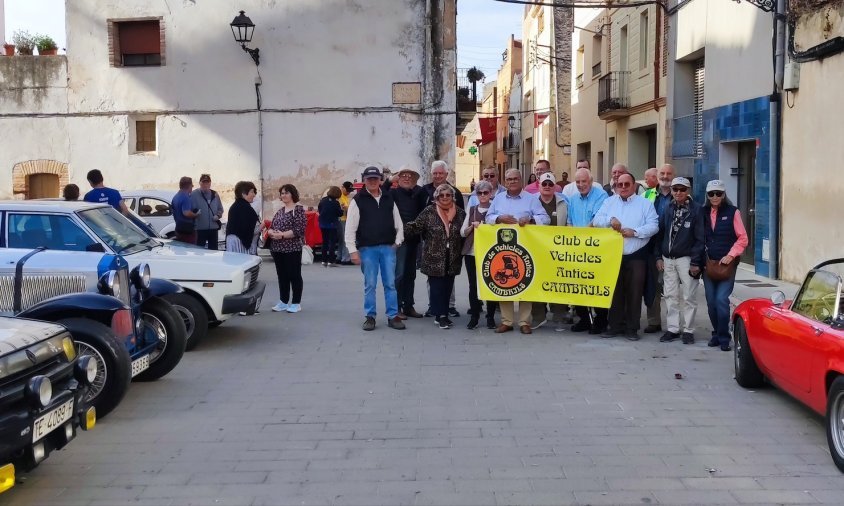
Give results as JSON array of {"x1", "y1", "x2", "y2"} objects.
[
  {"x1": 0, "y1": 317, "x2": 65, "y2": 356},
  {"x1": 127, "y1": 243, "x2": 261, "y2": 280}
]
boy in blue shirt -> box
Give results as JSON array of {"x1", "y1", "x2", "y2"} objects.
[{"x1": 84, "y1": 169, "x2": 129, "y2": 215}]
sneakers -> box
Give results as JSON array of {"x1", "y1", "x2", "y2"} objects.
[
  {"x1": 707, "y1": 336, "x2": 720, "y2": 347},
  {"x1": 272, "y1": 301, "x2": 289, "y2": 312},
  {"x1": 720, "y1": 342, "x2": 732, "y2": 352},
  {"x1": 362, "y1": 316, "x2": 376, "y2": 331},
  {"x1": 467, "y1": 316, "x2": 479, "y2": 329},
  {"x1": 388, "y1": 317, "x2": 406, "y2": 330},
  {"x1": 554, "y1": 322, "x2": 568, "y2": 332},
  {"x1": 322, "y1": 261, "x2": 328, "y2": 267},
  {"x1": 681, "y1": 332, "x2": 695, "y2": 344},
  {"x1": 286, "y1": 304, "x2": 301, "y2": 313},
  {"x1": 660, "y1": 331, "x2": 680, "y2": 342},
  {"x1": 448, "y1": 307, "x2": 461, "y2": 318},
  {"x1": 625, "y1": 331, "x2": 641, "y2": 341},
  {"x1": 436, "y1": 316, "x2": 453, "y2": 329},
  {"x1": 486, "y1": 317, "x2": 497, "y2": 329},
  {"x1": 423, "y1": 310, "x2": 434, "y2": 317}
]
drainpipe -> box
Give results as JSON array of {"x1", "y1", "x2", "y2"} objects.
[
  {"x1": 653, "y1": 6, "x2": 661, "y2": 110},
  {"x1": 255, "y1": 77, "x2": 264, "y2": 215},
  {"x1": 768, "y1": 0, "x2": 785, "y2": 278}
]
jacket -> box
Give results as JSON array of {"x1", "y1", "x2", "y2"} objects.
[
  {"x1": 317, "y1": 197, "x2": 343, "y2": 229},
  {"x1": 404, "y1": 205, "x2": 466, "y2": 277},
  {"x1": 654, "y1": 198, "x2": 705, "y2": 266}
]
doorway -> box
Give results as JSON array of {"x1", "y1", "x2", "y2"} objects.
[
  {"x1": 736, "y1": 141, "x2": 756, "y2": 265},
  {"x1": 27, "y1": 173, "x2": 60, "y2": 199}
]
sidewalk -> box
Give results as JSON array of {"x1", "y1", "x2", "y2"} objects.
[{"x1": 729, "y1": 263, "x2": 801, "y2": 307}]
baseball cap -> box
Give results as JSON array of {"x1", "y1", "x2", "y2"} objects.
[
  {"x1": 706, "y1": 180, "x2": 727, "y2": 192},
  {"x1": 539, "y1": 172, "x2": 556, "y2": 185},
  {"x1": 342, "y1": 181, "x2": 353, "y2": 191},
  {"x1": 361, "y1": 166, "x2": 382, "y2": 179},
  {"x1": 671, "y1": 177, "x2": 691, "y2": 188}
]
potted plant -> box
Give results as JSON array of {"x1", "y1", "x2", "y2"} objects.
[
  {"x1": 3, "y1": 43, "x2": 14, "y2": 56},
  {"x1": 11, "y1": 30, "x2": 35, "y2": 55},
  {"x1": 35, "y1": 35, "x2": 58, "y2": 56}
]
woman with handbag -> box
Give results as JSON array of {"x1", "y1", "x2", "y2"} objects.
[
  {"x1": 460, "y1": 180, "x2": 498, "y2": 330},
  {"x1": 268, "y1": 184, "x2": 307, "y2": 314},
  {"x1": 225, "y1": 181, "x2": 260, "y2": 255},
  {"x1": 702, "y1": 180, "x2": 748, "y2": 351}
]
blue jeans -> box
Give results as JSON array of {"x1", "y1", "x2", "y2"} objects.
[
  {"x1": 359, "y1": 245, "x2": 398, "y2": 319},
  {"x1": 703, "y1": 274, "x2": 736, "y2": 346}
]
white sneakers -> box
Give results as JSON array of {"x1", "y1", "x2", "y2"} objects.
[{"x1": 272, "y1": 301, "x2": 301, "y2": 313}]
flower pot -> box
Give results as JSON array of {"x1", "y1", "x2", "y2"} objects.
[
  {"x1": 38, "y1": 48, "x2": 58, "y2": 56},
  {"x1": 3, "y1": 44, "x2": 14, "y2": 56}
]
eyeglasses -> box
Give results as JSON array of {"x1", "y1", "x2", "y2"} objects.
[
  {"x1": 615, "y1": 181, "x2": 632, "y2": 189},
  {"x1": 671, "y1": 186, "x2": 689, "y2": 193},
  {"x1": 505, "y1": 177, "x2": 520, "y2": 182},
  {"x1": 482, "y1": 174, "x2": 496, "y2": 179},
  {"x1": 476, "y1": 190, "x2": 490, "y2": 195},
  {"x1": 398, "y1": 173, "x2": 414, "y2": 178},
  {"x1": 540, "y1": 181, "x2": 555, "y2": 187},
  {"x1": 437, "y1": 193, "x2": 453, "y2": 199},
  {"x1": 707, "y1": 190, "x2": 725, "y2": 198}
]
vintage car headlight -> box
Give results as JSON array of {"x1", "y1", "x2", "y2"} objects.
[
  {"x1": 62, "y1": 336, "x2": 76, "y2": 361},
  {"x1": 130, "y1": 263, "x2": 151, "y2": 289},
  {"x1": 242, "y1": 272, "x2": 251, "y2": 293},
  {"x1": 26, "y1": 376, "x2": 52, "y2": 408},
  {"x1": 74, "y1": 355, "x2": 98, "y2": 385},
  {"x1": 98, "y1": 271, "x2": 121, "y2": 300}
]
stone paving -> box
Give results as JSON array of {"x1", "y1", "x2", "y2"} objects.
[{"x1": 3, "y1": 260, "x2": 840, "y2": 506}]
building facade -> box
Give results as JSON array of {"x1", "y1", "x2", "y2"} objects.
[
  {"x1": 494, "y1": 36, "x2": 522, "y2": 177},
  {"x1": 0, "y1": 0, "x2": 456, "y2": 215}
]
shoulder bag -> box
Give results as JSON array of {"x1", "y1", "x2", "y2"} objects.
[{"x1": 705, "y1": 257, "x2": 738, "y2": 281}]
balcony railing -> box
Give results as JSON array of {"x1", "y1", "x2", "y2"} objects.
[
  {"x1": 672, "y1": 112, "x2": 704, "y2": 158},
  {"x1": 592, "y1": 62, "x2": 601, "y2": 78},
  {"x1": 576, "y1": 73, "x2": 584, "y2": 89},
  {"x1": 598, "y1": 71, "x2": 630, "y2": 118},
  {"x1": 503, "y1": 131, "x2": 520, "y2": 154}
]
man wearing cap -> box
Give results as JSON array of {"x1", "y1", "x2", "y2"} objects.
[
  {"x1": 643, "y1": 164, "x2": 676, "y2": 334},
  {"x1": 532, "y1": 172, "x2": 572, "y2": 331},
  {"x1": 654, "y1": 177, "x2": 704, "y2": 344},
  {"x1": 172, "y1": 176, "x2": 201, "y2": 244},
  {"x1": 191, "y1": 174, "x2": 225, "y2": 250},
  {"x1": 337, "y1": 182, "x2": 355, "y2": 264},
  {"x1": 593, "y1": 172, "x2": 659, "y2": 341},
  {"x1": 384, "y1": 166, "x2": 428, "y2": 319},
  {"x1": 525, "y1": 159, "x2": 562, "y2": 194},
  {"x1": 345, "y1": 166, "x2": 406, "y2": 331}
]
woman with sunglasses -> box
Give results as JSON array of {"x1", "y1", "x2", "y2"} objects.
[
  {"x1": 702, "y1": 180, "x2": 748, "y2": 351},
  {"x1": 404, "y1": 184, "x2": 466, "y2": 329},
  {"x1": 460, "y1": 180, "x2": 498, "y2": 329}
]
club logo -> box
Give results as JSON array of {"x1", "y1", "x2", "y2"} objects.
[{"x1": 481, "y1": 228, "x2": 534, "y2": 297}]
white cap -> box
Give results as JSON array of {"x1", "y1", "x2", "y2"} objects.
[
  {"x1": 706, "y1": 180, "x2": 726, "y2": 192},
  {"x1": 671, "y1": 177, "x2": 691, "y2": 188},
  {"x1": 539, "y1": 172, "x2": 556, "y2": 185},
  {"x1": 396, "y1": 165, "x2": 420, "y2": 177}
]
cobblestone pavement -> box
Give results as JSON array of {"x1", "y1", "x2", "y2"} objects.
[{"x1": 4, "y1": 260, "x2": 839, "y2": 506}]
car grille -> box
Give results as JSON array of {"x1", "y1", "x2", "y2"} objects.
[
  {"x1": 245, "y1": 265, "x2": 260, "y2": 293},
  {"x1": 0, "y1": 275, "x2": 87, "y2": 312}
]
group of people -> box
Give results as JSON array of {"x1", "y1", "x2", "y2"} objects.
[{"x1": 346, "y1": 159, "x2": 747, "y2": 353}]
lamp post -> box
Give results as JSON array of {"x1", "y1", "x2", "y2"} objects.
[{"x1": 230, "y1": 10, "x2": 260, "y2": 66}]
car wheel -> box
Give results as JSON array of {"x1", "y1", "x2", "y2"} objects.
[
  {"x1": 733, "y1": 316, "x2": 764, "y2": 388},
  {"x1": 134, "y1": 297, "x2": 187, "y2": 382},
  {"x1": 60, "y1": 318, "x2": 132, "y2": 418},
  {"x1": 163, "y1": 293, "x2": 209, "y2": 351},
  {"x1": 826, "y1": 377, "x2": 844, "y2": 472}
]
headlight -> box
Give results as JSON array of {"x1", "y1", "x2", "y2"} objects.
[
  {"x1": 130, "y1": 263, "x2": 151, "y2": 289},
  {"x1": 62, "y1": 336, "x2": 76, "y2": 361},
  {"x1": 26, "y1": 376, "x2": 52, "y2": 408},
  {"x1": 97, "y1": 271, "x2": 121, "y2": 300},
  {"x1": 74, "y1": 356, "x2": 98, "y2": 385},
  {"x1": 242, "y1": 273, "x2": 251, "y2": 293}
]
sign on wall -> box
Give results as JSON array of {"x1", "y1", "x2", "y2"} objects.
[{"x1": 392, "y1": 82, "x2": 422, "y2": 105}]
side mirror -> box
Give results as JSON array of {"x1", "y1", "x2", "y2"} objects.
[
  {"x1": 85, "y1": 243, "x2": 106, "y2": 253},
  {"x1": 771, "y1": 290, "x2": 786, "y2": 306}
]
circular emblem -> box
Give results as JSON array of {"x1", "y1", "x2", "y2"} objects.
[{"x1": 481, "y1": 228, "x2": 534, "y2": 297}]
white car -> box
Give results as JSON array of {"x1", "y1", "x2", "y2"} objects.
[
  {"x1": 121, "y1": 190, "x2": 178, "y2": 237},
  {"x1": 0, "y1": 201, "x2": 265, "y2": 350}
]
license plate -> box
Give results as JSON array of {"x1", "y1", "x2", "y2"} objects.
[
  {"x1": 131, "y1": 354, "x2": 150, "y2": 377},
  {"x1": 32, "y1": 399, "x2": 74, "y2": 443}
]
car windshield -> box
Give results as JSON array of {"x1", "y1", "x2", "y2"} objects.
[{"x1": 78, "y1": 207, "x2": 160, "y2": 255}]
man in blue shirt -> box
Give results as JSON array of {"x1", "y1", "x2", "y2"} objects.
[
  {"x1": 466, "y1": 166, "x2": 506, "y2": 208},
  {"x1": 84, "y1": 169, "x2": 129, "y2": 215},
  {"x1": 485, "y1": 168, "x2": 550, "y2": 335},
  {"x1": 172, "y1": 176, "x2": 201, "y2": 244}
]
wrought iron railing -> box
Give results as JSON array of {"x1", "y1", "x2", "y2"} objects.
[{"x1": 598, "y1": 71, "x2": 630, "y2": 114}]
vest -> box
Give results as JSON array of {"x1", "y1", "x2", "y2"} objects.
[
  {"x1": 354, "y1": 190, "x2": 397, "y2": 248},
  {"x1": 704, "y1": 205, "x2": 738, "y2": 260}
]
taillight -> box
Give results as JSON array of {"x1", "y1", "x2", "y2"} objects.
[{"x1": 110, "y1": 308, "x2": 134, "y2": 339}]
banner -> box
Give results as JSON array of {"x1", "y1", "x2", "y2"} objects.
[{"x1": 474, "y1": 225, "x2": 623, "y2": 308}]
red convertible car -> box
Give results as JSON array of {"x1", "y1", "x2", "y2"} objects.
[{"x1": 733, "y1": 258, "x2": 844, "y2": 472}]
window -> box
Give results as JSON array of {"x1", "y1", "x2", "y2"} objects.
[
  {"x1": 109, "y1": 18, "x2": 164, "y2": 67},
  {"x1": 576, "y1": 46, "x2": 584, "y2": 88},
  {"x1": 639, "y1": 11, "x2": 649, "y2": 70},
  {"x1": 538, "y1": 10, "x2": 545, "y2": 35},
  {"x1": 619, "y1": 25, "x2": 628, "y2": 71},
  {"x1": 592, "y1": 35, "x2": 603, "y2": 78},
  {"x1": 139, "y1": 198, "x2": 171, "y2": 217},
  {"x1": 792, "y1": 270, "x2": 842, "y2": 324},
  {"x1": 7, "y1": 214, "x2": 96, "y2": 252},
  {"x1": 135, "y1": 120, "x2": 156, "y2": 152}
]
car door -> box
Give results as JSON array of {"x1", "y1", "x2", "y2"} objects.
[
  {"x1": 6, "y1": 213, "x2": 99, "y2": 252},
  {"x1": 138, "y1": 197, "x2": 173, "y2": 234}
]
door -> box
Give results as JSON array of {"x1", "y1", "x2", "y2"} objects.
[
  {"x1": 27, "y1": 174, "x2": 60, "y2": 199},
  {"x1": 737, "y1": 142, "x2": 756, "y2": 265}
]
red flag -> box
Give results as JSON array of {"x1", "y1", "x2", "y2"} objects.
[
  {"x1": 476, "y1": 117, "x2": 499, "y2": 145},
  {"x1": 534, "y1": 112, "x2": 549, "y2": 128}
]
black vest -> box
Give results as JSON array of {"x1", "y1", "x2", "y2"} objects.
[
  {"x1": 704, "y1": 205, "x2": 738, "y2": 260},
  {"x1": 354, "y1": 190, "x2": 397, "y2": 248}
]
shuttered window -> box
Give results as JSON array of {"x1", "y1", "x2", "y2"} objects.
[
  {"x1": 108, "y1": 18, "x2": 165, "y2": 67},
  {"x1": 136, "y1": 121, "x2": 156, "y2": 152},
  {"x1": 693, "y1": 58, "x2": 705, "y2": 157}
]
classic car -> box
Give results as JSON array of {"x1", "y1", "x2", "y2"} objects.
[
  {"x1": 0, "y1": 248, "x2": 186, "y2": 417},
  {"x1": 121, "y1": 189, "x2": 178, "y2": 237},
  {"x1": 0, "y1": 201, "x2": 265, "y2": 350},
  {"x1": 733, "y1": 258, "x2": 844, "y2": 472},
  {"x1": 0, "y1": 316, "x2": 97, "y2": 494}
]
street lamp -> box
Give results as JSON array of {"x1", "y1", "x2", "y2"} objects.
[
  {"x1": 508, "y1": 115, "x2": 516, "y2": 128},
  {"x1": 230, "y1": 10, "x2": 260, "y2": 66}
]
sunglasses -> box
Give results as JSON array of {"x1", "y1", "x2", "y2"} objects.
[
  {"x1": 540, "y1": 181, "x2": 555, "y2": 187},
  {"x1": 476, "y1": 190, "x2": 490, "y2": 195},
  {"x1": 437, "y1": 193, "x2": 453, "y2": 199},
  {"x1": 707, "y1": 190, "x2": 725, "y2": 198},
  {"x1": 671, "y1": 186, "x2": 689, "y2": 192},
  {"x1": 615, "y1": 181, "x2": 632, "y2": 188},
  {"x1": 482, "y1": 174, "x2": 496, "y2": 179}
]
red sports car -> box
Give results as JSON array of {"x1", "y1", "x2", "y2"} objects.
[{"x1": 733, "y1": 258, "x2": 844, "y2": 472}]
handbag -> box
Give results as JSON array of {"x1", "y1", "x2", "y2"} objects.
[
  {"x1": 301, "y1": 245, "x2": 314, "y2": 265},
  {"x1": 705, "y1": 257, "x2": 737, "y2": 281}
]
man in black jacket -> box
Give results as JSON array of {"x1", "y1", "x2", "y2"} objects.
[
  {"x1": 654, "y1": 177, "x2": 705, "y2": 344},
  {"x1": 384, "y1": 166, "x2": 428, "y2": 319}
]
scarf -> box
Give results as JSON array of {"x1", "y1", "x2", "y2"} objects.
[{"x1": 435, "y1": 202, "x2": 456, "y2": 237}]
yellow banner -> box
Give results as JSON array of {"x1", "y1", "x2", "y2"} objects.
[{"x1": 474, "y1": 225, "x2": 624, "y2": 308}]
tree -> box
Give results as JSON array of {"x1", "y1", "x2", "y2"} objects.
[{"x1": 466, "y1": 66, "x2": 486, "y2": 105}]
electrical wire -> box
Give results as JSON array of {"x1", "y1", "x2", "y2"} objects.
[{"x1": 494, "y1": 0, "x2": 669, "y2": 13}]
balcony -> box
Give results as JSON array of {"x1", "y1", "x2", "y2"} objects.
[
  {"x1": 592, "y1": 62, "x2": 601, "y2": 78},
  {"x1": 672, "y1": 112, "x2": 704, "y2": 158},
  {"x1": 503, "y1": 131, "x2": 520, "y2": 155},
  {"x1": 598, "y1": 71, "x2": 630, "y2": 120}
]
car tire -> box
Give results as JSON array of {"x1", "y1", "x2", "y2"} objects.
[
  {"x1": 163, "y1": 293, "x2": 208, "y2": 351},
  {"x1": 733, "y1": 316, "x2": 764, "y2": 388},
  {"x1": 134, "y1": 297, "x2": 187, "y2": 382},
  {"x1": 826, "y1": 377, "x2": 844, "y2": 472},
  {"x1": 59, "y1": 318, "x2": 132, "y2": 419}
]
